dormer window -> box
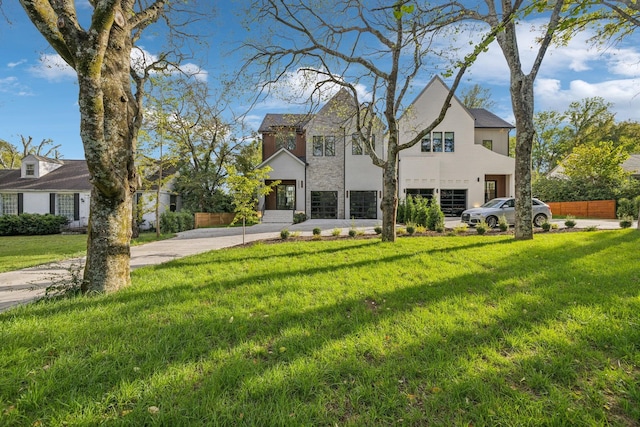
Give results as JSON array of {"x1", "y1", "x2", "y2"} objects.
[{"x1": 25, "y1": 164, "x2": 35, "y2": 176}]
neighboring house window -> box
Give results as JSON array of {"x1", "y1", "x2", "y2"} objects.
[
  {"x1": 444, "y1": 132, "x2": 454, "y2": 152},
  {"x1": 482, "y1": 140, "x2": 493, "y2": 150},
  {"x1": 352, "y1": 134, "x2": 363, "y2": 155},
  {"x1": 276, "y1": 131, "x2": 296, "y2": 151},
  {"x1": 312, "y1": 135, "x2": 336, "y2": 156},
  {"x1": 421, "y1": 135, "x2": 431, "y2": 152},
  {"x1": 432, "y1": 132, "x2": 443, "y2": 152},
  {"x1": 1, "y1": 194, "x2": 18, "y2": 215},
  {"x1": 25, "y1": 164, "x2": 35, "y2": 176},
  {"x1": 56, "y1": 194, "x2": 75, "y2": 220}
]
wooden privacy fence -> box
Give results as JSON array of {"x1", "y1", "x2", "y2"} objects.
[
  {"x1": 546, "y1": 200, "x2": 616, "y2": 219},
  {"x1": 194, "y1": 212, "x2": 236, "y2": 228}
]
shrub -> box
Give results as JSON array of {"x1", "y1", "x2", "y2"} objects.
[
  {"x1": 453, "y1": 224, "x2": 468, "y2": 234},
  {"x1": 332, "y1": 228, "x2": 342, "y2": 236},
  {"x1": 312, "y1": 227, "x2": 321, "y2": 236},
  {"x1": 396, "y1": 226, "x2": 407, "y2": 235},
  {"x1": 617, "y1": 198, "x2": 635, "y2": 219},
  {"x1": 0, "y1": 213, "x2": 68, "y2": 236},
  {"x1": 475, "y1": 221, "x2": 488, "y2": 235},
  {"x1": 374, "y1": 226, "x2": 382, "y2": 235},
  {"x1": 498, "y1": 215, "x2": 509, "y2": 232},
  {"x1": 415, "y1": 225, "x2": 427, "y2": 234},
  {"x1": 406, "y1": 224, "x2": 416, "y2": 235},
  {"x1": 584, "y1": 225, "x2": 598, "y2": 232},
  {"x1": 293, "y1": 212, "x2": 307, "y2": 224},
  {"x1": 541, "y1": 221, "x2": 551, "y2": 232},
  {"x1": 564, "y1": 215, "x2": 576, "y2": 229},
  {"x1": 348, "y1": 229, "x2": 357, "y2": 237},
  {"x1": 280, "y1": 229, "x2": 290, "y2": 239},
  {"x1": 160, "y1": 211, "x2": 193, "y2": 233},
  {"x1": 551, "y1": 223, "x2": 559, "y2": 230},
  {"x1": 619, "y1": 216, "x2": 633, "y2": 229},
  {"x1": 426, "y1": 199, "x2": 445, "y2": 231}
]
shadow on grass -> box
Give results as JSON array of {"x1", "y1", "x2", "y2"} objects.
[{"x1": 1, "y1": 230, "x2": 639, "y2": 425}]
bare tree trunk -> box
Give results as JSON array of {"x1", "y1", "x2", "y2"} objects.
[
  {"x1": 511, "y1": 77, "x2": 535, "y2": 240},
  {"x1": 381, "y1": 155, "x2": 399, "y2": 242},
  {"x1": 83, "y1": 188, "x2": 133, "y2": 293}
]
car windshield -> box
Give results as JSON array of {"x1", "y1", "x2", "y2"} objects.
[{"x1": 481, "y1": 199, "x2": 506, "y2": 208}]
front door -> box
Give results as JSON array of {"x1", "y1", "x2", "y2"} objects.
[
  {"x1": 485, "y1": 180, "x2": 497, "y2": 202},
  {"x1": 276, "y1": 184, "x2": 296, "y2": 210}
]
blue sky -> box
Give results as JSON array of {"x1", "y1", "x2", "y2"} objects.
[{"x1": 1, "y1": 2, "x2": 639, "y2": 160}]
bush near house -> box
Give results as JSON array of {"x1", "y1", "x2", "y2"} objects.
[
  {"x1": 0, "y1": 213, "x2": 69, "y2": 236},
  {"x1": 160, "y1": 211, "x2": 194, "y2": 233}
]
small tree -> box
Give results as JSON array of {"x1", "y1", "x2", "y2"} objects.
[{"x1": 225, "y1": 165, "x2": 279, "y2": 245}]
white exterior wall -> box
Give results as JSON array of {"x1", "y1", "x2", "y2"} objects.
[
  {"x1": 344, "y1": 120, "x2": 384, "y2": 219},
  {"x1": 260, "y1": 150, "x2": 306, "y2": 212},
  {"x1": 397, "y1": 77, "x2": 515, "y2": 211},
  {"x1": 474, "y1": 128, "x2": 511, "y2": 156}
]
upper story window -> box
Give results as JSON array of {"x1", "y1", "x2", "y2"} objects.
[
  {"x1": 482, "y1": 140, "x2": 493, "y2": 150},
  {"x1": 275, "y1": 131, "x2": 296, "y2": 151},
  {"x1": 421, "y1": 131, "x2": 454, "y2": 153},
  {"x1": 25, "y1": 163, "x2": 35, "y2": 176},
  {"x1": 352, "y1": 133, "x2": 375, "y2": 155},
  {"x1": 1, "y1": 193, "x2": 18, "y2": 215},
  {"x1": 313, "y1": 135, "x2": 335, "y2": 156}
]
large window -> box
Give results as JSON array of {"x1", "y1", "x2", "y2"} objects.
[
  {"x1": 312, "y1": 136, "x2": 336, "y2": 156},
  {"x1": 444, "y1": 132, "x2": 454, "y2": 152},
  {"x1": 311, "y1": 191, "x2": 338, "y2": 219},
  {"x1": 432, "y1": 132, "x2": 443, "y2": 152},
  {"x1": 349, "y1": 191, "x2": 377, "y2": 219},
  {"x1": 56, "y1": 194, "x2": 75, "y2": 220},
  {"x1": 352, "y1": 134, "x2": 362, "y2": 155},
  {"x1": 352, "y1": 134, "x2": 375, "y2": 155},
  {"x1": 276, "y1": 184, "x2": 296, "y2": 210},
  {"x1": 275, "y1": 131, "x2": 296, "y2": 151},
  {"x1": 1, "y1": 194, "x2": 18, "y2": 215}
]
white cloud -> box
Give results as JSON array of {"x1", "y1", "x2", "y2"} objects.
[
  {"x1": 7, "y1": 60, "x2": 26, "y2": 68},
  {"x1": 535, "y1": 78, "x2": 640, "y2": 121},
  {"x1": 0, "y1": 76, "x2": 33, "y2": 96},
  {"x1": 29, "y1": 54, "x2": 76, "y2": 81}
]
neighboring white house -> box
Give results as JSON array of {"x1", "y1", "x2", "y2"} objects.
[
  {"x1": 258, "y1": 77, "x2": 516, "y2": 221},
  {"x1": 0, "y1": 154, "x2": 179, "y2": 230}
]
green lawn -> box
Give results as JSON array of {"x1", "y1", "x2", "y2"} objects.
[
  {"x1": 0, "y1": 233, "x2": 175, "y2": 273},
  {"x1": 1, "y1": 231, "x2": 639, "y2": 425}
]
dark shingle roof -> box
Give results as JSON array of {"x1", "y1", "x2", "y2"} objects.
[
  {"x1": 0, "y1": 160, "x2": 92, "y2": 191},
  {"x1": 258, "y1": 113, "x2": 312, "y2": 133},
  {"x1": 468, "y1": 108, "x2": 514, "y2": 129}
]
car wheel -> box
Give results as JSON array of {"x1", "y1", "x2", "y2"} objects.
[
  {"x1": 485, "y1": 216, "x2": 497, "y2": 228},
  {"x1": 533, "y1": 213, "x2": 547, "y2": 227}
]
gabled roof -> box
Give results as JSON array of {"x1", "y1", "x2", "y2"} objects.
[
  {"x1": 258, "y1": 113, "x2": 312, "y2": 133},
  {"x1": 0, "y1": 160, "x2": 91, "y2": 191},
  {"x1": 468, "y1": 108, "x2": 514, "y2": 129},
  {"x1": 622, "y1": 154, "x2": 640, "y2": 176},
  {"x1": 258, "y1": 147, "x2": 306, "y2": 169}
]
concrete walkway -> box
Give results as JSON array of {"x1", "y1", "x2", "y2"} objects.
[{"x1": 0, "y1": 218, "x2": 630, "y2": 313}]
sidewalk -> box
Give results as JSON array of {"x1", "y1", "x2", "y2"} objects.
[{"x1": 0, "y1": 218, "x2": 628, "y2": 312}]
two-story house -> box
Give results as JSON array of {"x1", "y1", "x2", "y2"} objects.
[
  {"x1": 258, "y1": 89, "x2": 385, "y2": 222},
  {"x1": 258, "y1": 77, "x2": 515, "y2": 221},
  {"x1": 397, "y1": 76, "x2": 515, "y2": 215}
]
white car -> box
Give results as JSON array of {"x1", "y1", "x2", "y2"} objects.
[{"x1": 461, "y1": 197, "x2": 552, "y2": 228}]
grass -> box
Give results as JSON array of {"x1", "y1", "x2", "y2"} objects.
[
  {"x1": 1, "y1": 231, "x2": 639, "y2": 425},
  {"x1": 0, "y1": 232, "x2": 175, "y2": 273}
]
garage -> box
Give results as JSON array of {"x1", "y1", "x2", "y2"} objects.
[
  {"x1": 349, "y1": 191, "x2": 377, "y2": 219},
  {"x1": 440, "y1": 189, "x2": 467, "y2": 216},
  {"x1": 310, "y1": 191, "x2": 338, "y2": 219}
]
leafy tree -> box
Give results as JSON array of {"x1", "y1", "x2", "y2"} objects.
[
  {"x1": 244, "y1": 1, "x2": 503, "y2": 242},
  {"x1": 561, "y1": 141, "x2": 630, "y2": 190},
  {"x1": 19, "y1": 1, "x2": 210, "y2": 293},
  {"x1": 532, "y1": 110, "x2": 569, "y2": 174},
  {"x1": 460, "y1": 84, "x2": 496, "y2": 110},
  {"x1": 0, "y1": 139, "x2": 20, "y2": 169},
  {"x1": 225, "y1": 165, "x2": 279, "y2": 245}
]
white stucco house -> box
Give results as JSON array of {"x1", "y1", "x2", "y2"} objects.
[
  {"x1": 258, "y1": 77, "x2": 515, "y2": 221},
  {"x1": 0, "y1": 154, "x2": 180, "y2": 230}
]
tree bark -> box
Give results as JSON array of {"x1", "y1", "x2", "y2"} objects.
[{"x1": 381, "y1": 155, "x2": 399, "y2": 242}]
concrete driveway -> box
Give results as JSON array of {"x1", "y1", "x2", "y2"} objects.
[{"x1": 0, "y1": 217, "x2": 631, "y2": 313}]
